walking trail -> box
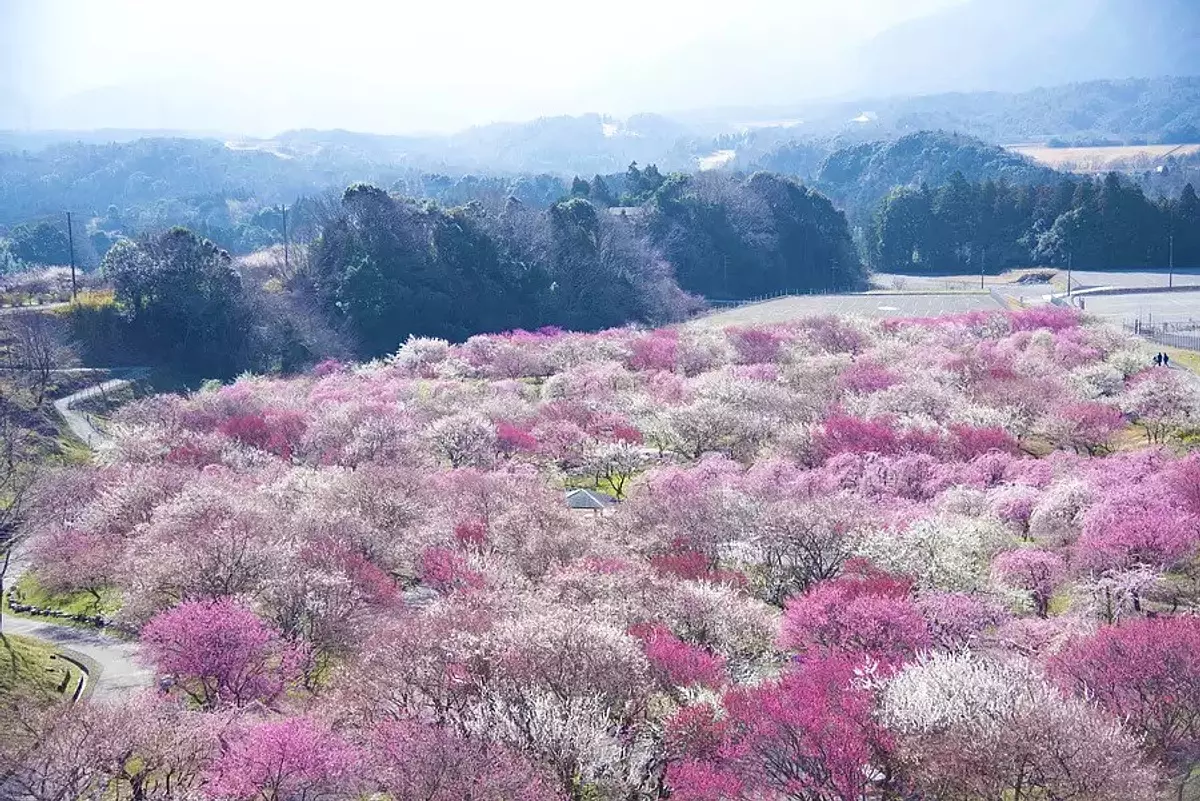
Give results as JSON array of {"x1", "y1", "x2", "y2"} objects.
[{"x1": 2, "y1": 372, "x2": 154, "y2": 698}]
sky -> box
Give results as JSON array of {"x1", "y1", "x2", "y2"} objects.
[{"x1": 0, "y1": 0, "x2": 965, "y2": 135}]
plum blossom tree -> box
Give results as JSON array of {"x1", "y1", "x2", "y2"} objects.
[
  {"x1": 857, "y1": 516, "x2": 1011, "y2": 593},
  {"x1": 428, "y1": 413, "x2": 499, "y2": 468},
  {"x1": 367, "y1": 720, "x2": 562, "y2": 801},
  {"x1": 989, "y1": 485, "x2": 1039, "y2": 540},
  {"x1": 629, "y1": 623, "x2": 727, "y2": 691},
  {"x1": 727, "y1": 327, "x2": 785, "y2": 365},
  {"x1": 205, "y1": 717, "x2": 358, "y2": 801},
  {"x1": 915, "y1": 591, "x2": 1006, "y2": 650},
  {"x1": 882, "y1": 652, "x2": 1156, "y2": 801},
  {"x1": 665, "y1": 657, "x2": 890, "y2": 801},
  {"x1": 1049, "y1": 616, "x2": 1200, "y2": 790},
  {"x1": 780, "y1": 574, "x2": 930, "y2": 668},
  {"x1": 583, "y1": 441, "x2": 646, "y2": 499},
  {"x1": 1123, "y1": 367, "x2": 1197, "y2": 444},
  {"x1": 28, "y1": 527, "x2": 119, "y2": 609},
  {"x1": 418, "y1": 546, "x2": 485, "y2": 594},
  {"x1": 992, "y1": 548, "x2": 1067, "y2": 617},
  {"x1": 2, "y1": 694, "x2": 224, "y2": 801},
  {"x1": 1039, "y1": 401, "x2": 1125, "y2": 454},
  {"x1": 140, "y1": 599, "x2": 306, "y2": 709},
  {"x1": 1076, "y1": 486, "x2": 1199, "y2": 576},
  {"x1": 753, "y1": 498, "x2": 864, "y2": 605}
]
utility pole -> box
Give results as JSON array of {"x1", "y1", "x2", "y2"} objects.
[
  {"x1": 281, "y1": 205, "x2": 289, "y2": 276},
  {"x1": 1066, "y1": 252, "x2": 1073, "y2": 298},
  {"x1": 65, "y1": 211, "x2": 77, "y2": 301},
  {"x1": 1169, "y1": 234, "x2": 1174, "y2": 289}
]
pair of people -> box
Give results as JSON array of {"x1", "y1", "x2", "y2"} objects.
[{"x1": 1154, "y1": 352, "x2": 1171, "y2": 367}]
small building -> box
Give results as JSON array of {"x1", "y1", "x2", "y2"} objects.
[{"x1": 565, "y1": 488, "x2": 615, "y2": 512}]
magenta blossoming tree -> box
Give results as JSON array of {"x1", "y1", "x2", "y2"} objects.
[
  {"x1": 992, "y1": 548, "x2": 1067, "y2": 617},
  {"x1": 666, "y1": 657, "x2": 890, "y2": 801},
  {"x1": 1049, "y1": 617, "x2": 1200, "y2": 787},
  {"x1": 205, "y1": 717, "x2": 357, "y2": 801},
  {"x1": 780, "y1": 574, "x2": 930, "y2": 668},
  {"x1": 141, "y1": 599, "x2": 306, "y2": 709}
]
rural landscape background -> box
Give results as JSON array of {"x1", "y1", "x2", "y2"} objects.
[{"x1": 2, "y1": 1, "x2": 1200, "y2": 800}]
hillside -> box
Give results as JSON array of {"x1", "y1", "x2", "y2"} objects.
[
  {"x1": 12, "y1": 307, "x2": 1200, "y2": 800},
  {"x1": 813, "y1": 131, "x2": 1061, "y2": 222}
]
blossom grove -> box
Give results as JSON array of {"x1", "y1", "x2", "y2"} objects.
[{"x1": 7, "y1": 306, "x2": 1200, "y2": 801}]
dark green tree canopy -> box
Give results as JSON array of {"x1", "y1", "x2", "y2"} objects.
[
  {"x1": 8, "y1": 220, "x2": 71, "y2": 266},
  {"x1": 870, "y1": 173, "x2": 1197, "y2": 273},
  {"x1": 308, "y1": 185, "x2": 694, "y2": 357},
  {"x1": 101, "y1": 227, "x2": 247, "y2": 379},
  {"x1": 647, "y1": 171, "x2": 865, "y2": 299}
]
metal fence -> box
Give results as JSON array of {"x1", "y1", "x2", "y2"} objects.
[{"x1": 1124, "y1": 318, "x2": 1200, "y2": 352}]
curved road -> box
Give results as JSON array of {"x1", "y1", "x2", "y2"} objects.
[
  {"x1": 52, "y1": 369, "x2": 148, "y2": 448},
  {"x1": 2, "y1": 374, "x2": 153, "y2": 698}
]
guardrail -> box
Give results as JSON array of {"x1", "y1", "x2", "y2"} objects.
[{"x1": 706, "y1": 288, "x2": 840, "y2": 308}]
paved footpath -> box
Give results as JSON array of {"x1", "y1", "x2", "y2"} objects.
[
  {"x1": 1, "y1": 611, "x2": 151, "y2": 699},
  {"x1": 3, "y1": 371, "x2": 155, "y2": 699},
  {"x1": 51, "y1": 369, "x2": 148, "y2": 448}
]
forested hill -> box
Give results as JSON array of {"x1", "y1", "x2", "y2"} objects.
[
  {"x1": 0, "y1": 129, "x2": 1056, "y2": 264},
  {"x1": 48, "y1": 173, "x2": 864, "y2": 382},
  {"x1": 811, "y1": 131, "x2": 1060, "y2": 224}
]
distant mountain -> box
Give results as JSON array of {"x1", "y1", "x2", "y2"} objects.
[
  {"x1": 856, "y1": 0, "x2": 1200, "y2": 96},
  {"x1": 269, "y1": 114, "x2": 707, "y2": 175}
]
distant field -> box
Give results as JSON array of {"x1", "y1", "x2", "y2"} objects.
[{"x1": 1009, "y1": 143, "x2": 1200, "y2": 172}]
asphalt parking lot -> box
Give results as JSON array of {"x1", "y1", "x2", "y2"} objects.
[
  {"x1": 692, "y1": 293, "x2": 1003, "y2": 328},
  {"x1": 1068, "y1": 269, "x2": 1200, "y2": 290},
  {"x1": 1079, "y1": 289, "x2": 1200, "y2": 327},
  {"x1": 874, "y1": 268, "x2": 1200, "y2": 292}
]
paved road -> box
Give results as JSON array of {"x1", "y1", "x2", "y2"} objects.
[
  {"x1": 875, "y1": 269, "x2": 1200, "y2": 292},
  {"x1": 0, "y1": 302, "x2": 70, "y2": 317},
  {"x1": 1, "y1": 611, "x2": 149, "y2": 700},
  {"x1": 2, "y1": 550, "x2": 151, "y2": 700},
  {"x1": 1078, "y1": 289, "x2": 1200, "y2": 327},
  {"x1": 51, "y1": 369, "x2": 147, "y2": 448},
  {"x1": 693, "y1": 292, "x2": 1002, "y2": 328},
  {"x1": 1, "y1": 372, "x2": 155, "y2": 703}
]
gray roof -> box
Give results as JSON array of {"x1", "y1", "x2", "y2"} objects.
[{"x1": 565, "y1": 488, "x2": 615, "y2": 509}]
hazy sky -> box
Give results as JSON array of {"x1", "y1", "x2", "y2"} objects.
[{"x1": 2, "y1": 0, "x2": 965, "y2": 134}]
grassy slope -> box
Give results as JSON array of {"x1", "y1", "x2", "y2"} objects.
[
  {"x1": 0, "y1": 632, "x2": 82, "y2": 701},
  {"x1": 7, "y1": 574, "x2": 120, "y2": 619}
]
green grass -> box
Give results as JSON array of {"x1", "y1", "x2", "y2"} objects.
[
  {"x1": 0, "y1": 632, "x2": 83, "y2": 701},
  {"x1": 1161, "y1": 344, "x2": 1200, "y2": 374},
  {"x1": 1046, "y1": 590, "x2": 1074, "y2": 617},
  {"x1": 8, "y1": 573, "x2": 121, "y2": 619}
]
